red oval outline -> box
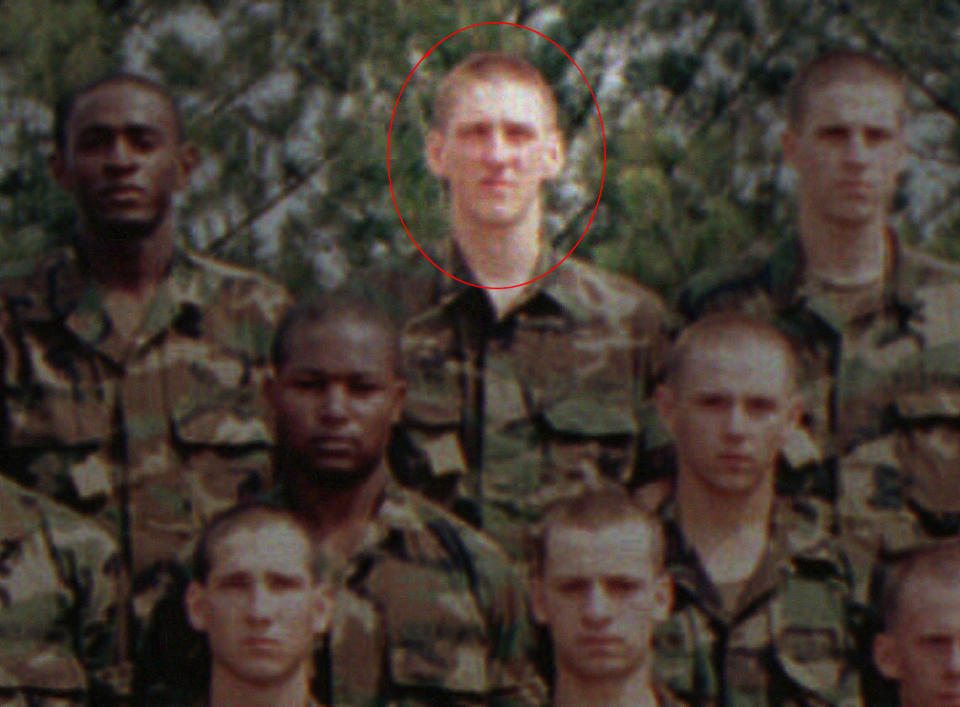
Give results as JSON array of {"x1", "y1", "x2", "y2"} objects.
[{"x1": 386, "y1": 21, "x2": 606, "y2": 290}]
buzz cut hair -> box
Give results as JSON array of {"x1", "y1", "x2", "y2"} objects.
[
  {"x1": 880, "y1": 540, "x2": 960, "y2": 630},
  {"x1": 431, "y1": 51, "x2": 559, "y2": 131},
  {"x1": 787, "y1": 48, "x2": 906, "y2": 129},
  {"x1": 270, "y1": 292, "x2": 403, "y2": 376},
  {"x1": 530, "y1": 488, "x2": 666, "y2": 578},
  {"x1": 191, "y1": 501, "x2": 324, "y2": 584},
  {"x1": 664, "y1": 312, "x2": 800, "y2": 391},
  {"x1": 54, "y1": 72, "x2": 186, "y2": 153}
]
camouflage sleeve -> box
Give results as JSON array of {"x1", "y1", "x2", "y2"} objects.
[
  {"x1": 42, "y1": 501, "x2": 127, "y2": 700},
  {"x1": 462, "y1": 532, "x2": 547, "y2": 706}
]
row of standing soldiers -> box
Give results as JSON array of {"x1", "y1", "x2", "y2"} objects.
[{"x1": 1, "y1": 45, "x2": 958, "y2": 705}]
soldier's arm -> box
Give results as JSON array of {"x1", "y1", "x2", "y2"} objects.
[
  {"x1": 44, "y1": 505, "x2": 128, "y2": 701},
  {"x1": 465, "y1": 537, "x2": 546, "y2": 706}
]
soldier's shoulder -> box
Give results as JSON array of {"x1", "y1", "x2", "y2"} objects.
[
  {"x1": 901, "y1": 246, "x2": 960, "y2": 286},
  {"x1": 180, "y1": 250, "x2": 291, "y2": 326},
  {"x1": 0, "y1": 475, "x2": 117, "y2": 557},
  {"x1": 0, "y1": 247, "x2": 70, "y2": 299},
  {"x1": 400, "y1": 489, "x2": 517, "y2": 573},
  {"x1": 182, "y1": 250, "x2": 289, "y2": 298},
  {"x1": 558, "y1": 256, "x2": 667, "y2": 322},
  {"x1": 778, "y1": 495, "x2": 848, "y2": 568},
  {"x1": 349, "y1": 250, "x2": 442, "y2": 323},
  {"x1": 676, "y1": 246, "x2": 775, "y2": 320}
]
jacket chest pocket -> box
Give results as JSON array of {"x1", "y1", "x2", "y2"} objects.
[
  {"x1": 771, "y1": 575, "x2": 857, "y2": 705},
  {"x1": 364, "y1": 553, "x2": 489, "y2": 697}
]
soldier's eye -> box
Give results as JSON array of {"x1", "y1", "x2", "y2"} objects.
[{"x1": 556, "y1": 579, "x2": 589, "y2": 594}]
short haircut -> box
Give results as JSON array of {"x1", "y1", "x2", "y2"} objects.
[
  {"x1": 192, "y1": 502, "x2": 323, "y2": 584},
  {"x1": 880, "y1": 540, "x2": 960, "y2": 630},
  {"x1": 664, "y1": 312, "x2": 800, "y2": 391},
  {"x1": 431, "y1": 51, "x2": 559, "y2": 131},
  {"x1": 54, "y1": 73, "x2": 185, "y2": 152},
  {"x1": 787, "y1": 49, "x2": 905, "y2": 129},
  {"x1": 270, "y1": 292, "x2": 403, "y2": 375},
  {"x1": 530, "y1": 488, "x2": 666, "y2": 578}
]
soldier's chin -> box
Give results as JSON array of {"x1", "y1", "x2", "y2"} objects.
[
  {"x1": 92, "y1": 214, "x2": 161, "y2": 241},
  {"x1": 307, "y1": 460, "x2": 379, "y2": 490}
]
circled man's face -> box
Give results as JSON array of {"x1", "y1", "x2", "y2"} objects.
[{"x1": 426, "y1": 77, "x2": 563, "y2": 237}]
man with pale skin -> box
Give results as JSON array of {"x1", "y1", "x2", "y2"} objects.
[
  {"x1": 531, "y1": 489, "x2": 680, "y2": 707},
  {"x1": 679, "y1": 50, "x2": 960, "y2": 528},
  {"x1": 375, "y1": 51, "x2": 670, "y2": 559},
  {"x1": 873, "y1": 541, "x2": 960, "y2": 707},
  {"x1": 185, "y1": 503, "x2": 330, "y2": 707},
  {"x1": 649, "y1": 314, "x2": 861, "y2": 705}
]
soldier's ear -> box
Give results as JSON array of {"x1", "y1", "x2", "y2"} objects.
[
  {"x1": 49, "y1": 151, "x2": 74, "y2": 193},
  {"x1": 425, "y1": 129, "x2": 447, "y2": 178},
  {"x1": 389, "y1": 379, "x2": 407, "y2": 426},
  {"x1": 781, "y1": 127, "x2": 798, "y2": 167},
  {"x1": 540, "y1": 130, "x2": 564, "y2": 180},
  {"x1": 654, "y1": 384, "x2": 677, "y2": 435},
  {"x1": 652, "y1": 573, "x2": 673, "y2": 623},
  {"x1": 873, "y1": 632, "x2": 902, "y2": 680},
  {"x1": 174, "y1": 142, "x2": 200, "y2": 191},
  {"x1": 185, "y1": 581, "x2": 209, "y2": 633},
  {"x1": 530, "y1": 576, "x2": 548, "y2": 625}
]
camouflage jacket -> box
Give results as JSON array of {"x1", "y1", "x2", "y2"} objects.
[
  {"x1": 0, "y1": 245, "x2": 290, "y2": 661},
  {"x1": 0, "y1": 475, "x2": 122, "y2": 705},
  {"x1": 363, "y1": 244, "x2": 671, "y2": 557},
  {"x1": 653, "y1": 496, "x2": 862, "y2": 706},
  {"x1": 678, "y1": 233, "x2": 960, "y2": 501},
  {"x1": 300, "y1": 475, "x2": 546, "y2": 706}
]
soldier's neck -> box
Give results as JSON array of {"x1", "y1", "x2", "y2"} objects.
[
  {"x1": 451, "y1": 207, "x2": 541, "y2": 291},
  {"x1": 676, "y1": 470, "x2": 773, "y2": 584},
  {"x1": 294, "y1": 462, "x2": 389, "y2": 560},
  {"x1": 799, "y1": 210, "x2": 888, "y2": 287},
  {"x1": 209, "y1": 659, "x2": 310, "y2": 706},
  {"x1": 77, "y1": 218, "x2": 175, "y2": 296},
  {"x1": 553, "y1": 667, "x2": 658, "y2": 707}
]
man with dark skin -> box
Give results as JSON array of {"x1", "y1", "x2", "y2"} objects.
[
  {"x1": 0, "y1": 74, "x2": 290, "y2": 683},
  {"x1": 263, "y1": 296, "x2": 545, "y2": 705}
]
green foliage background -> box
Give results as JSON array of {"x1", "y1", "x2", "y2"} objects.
[{"x1": 1, "y1": 0, "x2": 958, "y2": 298}]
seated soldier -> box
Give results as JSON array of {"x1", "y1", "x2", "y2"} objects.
[
  {"x1": 648, "y1": 313, "x2": 861, "y2": 705},
  {"x1": 184, "y1": 502, "x2": 330, "y2": 707},
  {"x1": 873, "y1": 540, "x2": 960, "y2": 707},
  {"x1": 264, "y1": 295, "x2": 545, "y2": 705},
  {"x1": 0, "y1": 475, "x2": 123, "y2": 703},
  {"x1": 530, "y1": 489, "x2": 682, "y2": 706}
]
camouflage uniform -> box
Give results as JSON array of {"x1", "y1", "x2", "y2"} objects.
[
  {"x1": 0, "y1": 474, "x2": 122, "y2": 705},
  {"x1": 653, "y1": 496, "x2": 862, "y2": 706},
  {"x1": 282, "y1": 475, "x2": 545, "y2": 706},
  {"x1": 678, "y1": 232, "x2": 960, "y2": 502},
  {"x1": 0, "y1": 245, "x2": 290, "y2": 661},
  {"x1": 366, "y1": 244, "x2": 670, "y2": 558}
]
